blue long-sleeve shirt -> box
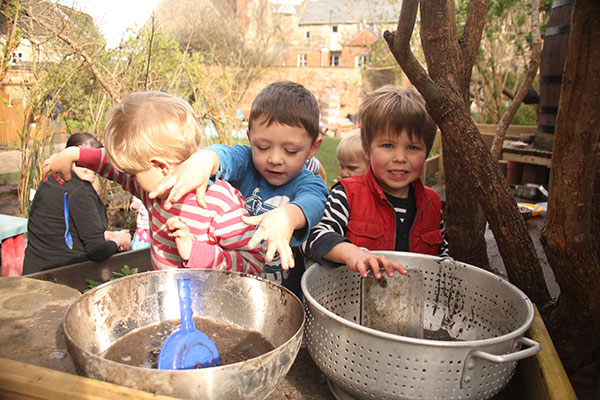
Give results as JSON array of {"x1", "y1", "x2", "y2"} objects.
[{"x1": 208, "y1": 144, "x2": 329, "y2": 285}]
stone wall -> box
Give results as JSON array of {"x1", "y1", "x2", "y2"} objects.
[
  {"x1": 238, "y1": 66, "x2": 410, "y2": 122},
  {"x1": 238, "y1": 66, "x2": 364, "y2": 120}
]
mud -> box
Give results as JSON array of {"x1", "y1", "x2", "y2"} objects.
[{"x1": 102, "y1": 316, "x2": 274, "y2": 369}]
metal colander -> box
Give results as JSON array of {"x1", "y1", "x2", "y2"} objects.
[{"x1": 301, "y1": 251, "x2": 541, "y2": 400}]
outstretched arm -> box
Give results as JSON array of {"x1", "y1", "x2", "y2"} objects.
[
  {"x1": 321, "y1": 242, "x2": 406, "y2": 279},
  {"x1": 77, "y1": 147, "x2": 145, "y2": 205},
  {"x1": 41, "y1": 146, "x2": 80, "y2": 184},
  {"x1": 302, "y1": 185, "x2": 406, "y2": 279}
]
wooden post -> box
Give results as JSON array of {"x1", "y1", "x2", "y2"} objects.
[{"x1": 534, "y1": 0, "x2": 574, "y2": 151}]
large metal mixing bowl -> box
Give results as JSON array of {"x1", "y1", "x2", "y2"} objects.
[{"x1": 63, "y1": 269, "x2": 304, "y2": 399}]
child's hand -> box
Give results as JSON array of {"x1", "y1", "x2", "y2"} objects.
[
  {"x1": 149, "y1": 150, "x2": 219, "y2": 210},
  {"x1": 241, "y1": 205, "x2": 306, "y2": 270},
  {"x1": 166, "y1": 216, "x2": 192, "y2": 260},
  {"x1": 345, "y1": 248, "x2": 407, "y2": 279},
  {"x1": 41, "y1": 146, "x2": 81, "y2": 184},
  {"x1": 324, "y1": 242, "x2": 407, "y2": 279}
]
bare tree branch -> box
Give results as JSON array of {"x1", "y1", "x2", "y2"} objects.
[
  {"x1": 383, "y1": 0, "x2": 441, "y2": 106},
  {"x1": 1, "y1": 0, "x2": 22, "y2": 82},
  {"x1": 457, "y1": 0, "x2": 489, "y2": 97},
  {"x1": 34, "y1": 10, "x2": 120, "y2": 100},
  {"x1": 144, "y1": 14, "x2": 156, "y2": 90},
  {"x1": 491, "y1": 0, "x2": 542, "y2": 160},
  {"x1": 460, "y1": 0, "x2": 488, "y2": 67}
]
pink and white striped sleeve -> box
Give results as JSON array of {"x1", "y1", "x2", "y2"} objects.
[{"x1": 185, "y1": 180, "x2": 264, "y2": 275}]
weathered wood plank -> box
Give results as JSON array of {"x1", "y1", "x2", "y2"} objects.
[
  {"x1": 0, "y1": 357, "x2": 176, "y2": 400},
  {"x1": 517, "y1": 305, "x2": 578, "y2": 400}
]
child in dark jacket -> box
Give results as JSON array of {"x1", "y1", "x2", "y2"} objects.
[{"x1": 302, "y1": 85, "x2": 449, "y2": 279}]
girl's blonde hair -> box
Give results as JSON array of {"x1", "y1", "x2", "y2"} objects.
[
  {"x1": 104, "y1": 91, "x2": 203, "y2": 174},
  {"x1": 336, "y1": 128, "x2": 366, "y2": 162}
]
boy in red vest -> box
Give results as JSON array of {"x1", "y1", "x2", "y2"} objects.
[{"x1": 302, "y1": 86, "x2": 449, "y2": 279}]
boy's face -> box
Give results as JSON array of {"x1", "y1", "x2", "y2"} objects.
[
  {"x1": 338, "y1": 153, "x2": 368, "y2": 179},
  {"x1": 248, "y1": 117, "x2": 321, "y2": 186},
  {"x1": 366, "y1": 129, "x2": 427, "y2": 198}
]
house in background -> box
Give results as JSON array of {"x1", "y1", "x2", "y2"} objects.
[
  {"x1": 233, "y1": 0, "x2": 399, "y2": 68},
  {"x1": 0, "y1": 0, "x2": 96, "y2": 148},
  {"x1": 279, "y1": 0, "x2": 399, "y2": 68}
]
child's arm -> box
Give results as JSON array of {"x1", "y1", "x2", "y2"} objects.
[
  {"x1": 241, "y1": 169, "x2": 329, "y2": 270},
  {"x1": 77, "y1": 147, "x2": 143, "y2": 201},
  {"x1": 286, "y1": 171, "x2": 330, "y2": 245},
  {"x1": 42, "y1": 147, "x2": 145, "y2": 203},
  {"x1": 207, "y1": 182, "x2": 265, "y2": 274},
  {"x1": 41, "y1": 146, "x2": 81, "y2": 184},
  {"x1": 320, "y1": 242, "x2": 405, "y2": 279},
  {"x1": 167, "y1": 182, "x2": 264, "y2": 274},
  {"x1": 302, "y1": 185, "x2": 406, "y2": 279},
  {"x1": 149, "y1": 149, "x2": 220, "y2": 209}
]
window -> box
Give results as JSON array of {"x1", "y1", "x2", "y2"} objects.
[
  {"x1": 9, "y1": 53, "x2": 23, "y2": 65},
  {"x1": 355, "y1": 54, "x2": 371, "y2": 68},
  {"x1": 297, "y1": 53, "x2": 307, "y2": 67},
  {"x1": 330, "y1": 25, "x2": 340, "y2": 51},
  {"x1": 305, "y1": 31, "x2": 310, "y2": 38},
  {"x1": 330, "y1": 51, "x2": 341, "y2": 67}
]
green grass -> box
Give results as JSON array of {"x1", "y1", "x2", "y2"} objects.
[
  {"x1": 316, "y1": 136, "x2": 341, "y2": 187},
  {"x1": 0, "y1": 172, "x2": 20, "y2": 185}
]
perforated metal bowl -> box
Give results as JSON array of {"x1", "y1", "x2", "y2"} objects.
[{"x1": 301, "y1": 251, "x2": 540, "y2": 400}]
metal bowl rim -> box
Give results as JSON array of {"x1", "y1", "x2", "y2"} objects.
[
  {"x1": 63, "y1": 269, "x2": 305, "y2": 372},
  {"x1": 301, "y1": 251, "x2": 535, "y2": 348}
]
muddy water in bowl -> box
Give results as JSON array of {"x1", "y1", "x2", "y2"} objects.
[
  {"x1": 103, "y1": 317, "x2": 274, "y2": 368},
  {"x1": 157, "y1": 278, "x2": 219, "y2": 369},
  {"x1": 63, "y1": 270, "x2": 305, "y2": 400}
]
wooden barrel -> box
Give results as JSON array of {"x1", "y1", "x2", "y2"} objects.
[{"x1": 534, "y1": 0, "x2": 574, "y2": 151}]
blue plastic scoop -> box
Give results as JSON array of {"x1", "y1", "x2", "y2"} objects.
[{"x1": 157, "y1": 278, "x2": 220, "y2": 369}]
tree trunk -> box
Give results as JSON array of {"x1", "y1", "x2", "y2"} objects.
[
  {"x1": 421, "y1": 0, "x2": 491, "y2": 269},
  {"x1": 384, "y1": 0, "x2": 553, "y2": 307},
  {"x1": 541, "y1": 0, "x2": 600, "y2": 372},
  {"x1": 443, "y1": 145, "x2": 490, "y2": 268}
]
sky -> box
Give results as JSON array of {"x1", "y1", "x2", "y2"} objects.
[{"x1": 56, "y1": 0, "x2": 163, "y2": 48}]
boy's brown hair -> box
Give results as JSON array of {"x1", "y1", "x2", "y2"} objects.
[
  {"x1": 104, "y1": 91, "x2": 203, "y2": 174},
  {"x1": 357, "y1": 85, "x2": 437, "y2": 156},
  {"x1": 248, "y1": 81, "x2": 320, "y2": 142}
]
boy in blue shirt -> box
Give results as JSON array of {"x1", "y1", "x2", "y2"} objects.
[{"x1": 151, "y1": 81, "x2": 329, "y2": 294}]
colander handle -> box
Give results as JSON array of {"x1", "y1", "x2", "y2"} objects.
[{"x1": 470, "y1": 337, "x2": 541, "y2": 363}]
